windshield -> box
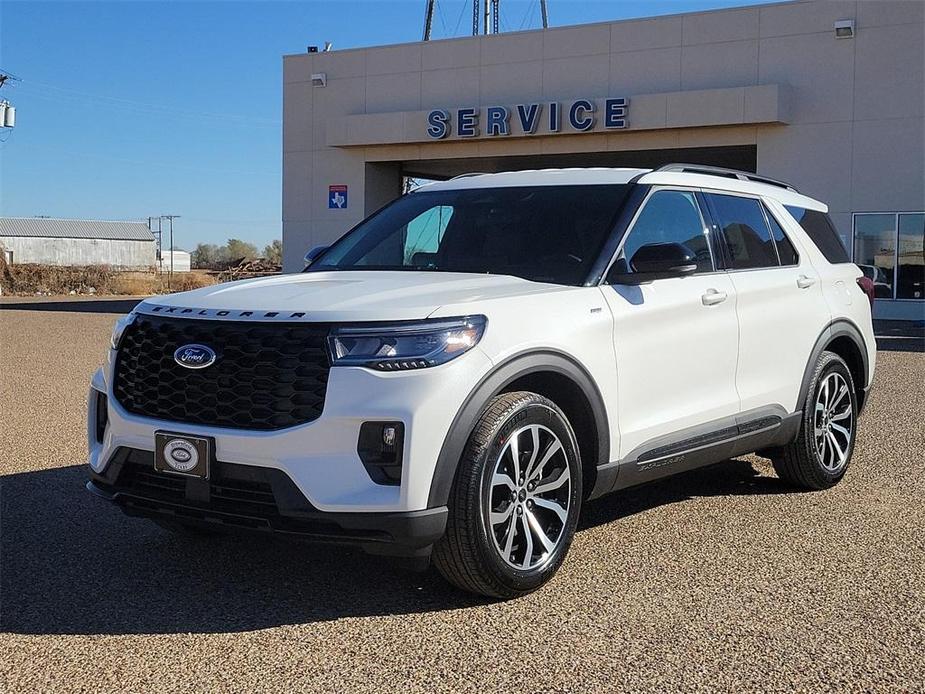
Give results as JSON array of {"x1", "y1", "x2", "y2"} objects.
[{"x1": 310, "y1": 184, "x2": 633, "y2": 285}]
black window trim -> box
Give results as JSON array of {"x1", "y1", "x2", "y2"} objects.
[{"x1": 599, "y1": 185, "x2": 721, "y2": 284}]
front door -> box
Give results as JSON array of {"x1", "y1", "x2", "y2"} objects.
[{"x1": 599, "y1": 188, "x2": 741, "y2": 461}]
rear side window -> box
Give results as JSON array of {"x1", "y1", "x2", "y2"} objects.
[
  {"x1": 764, "y1": 208, "x2": 799, "y2": 266},
  {"x1": 707, "y1": 193, "x2": 778, "y2": 269},
  {"x1": 785, "y1": 206, "x2": 850, "y2": 263}
]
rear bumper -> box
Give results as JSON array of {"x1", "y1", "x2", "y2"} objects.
[{"x1": 88, "y1": 448, "x2": 447, "y2": 557}]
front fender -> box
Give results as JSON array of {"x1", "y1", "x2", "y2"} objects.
[{"x1": 426, "y1": 350, "x2": 610, "y2": 508}]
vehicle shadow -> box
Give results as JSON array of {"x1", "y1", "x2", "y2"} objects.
[
  {"x1": 1, "y1": 459, "x2": 789, "y2": 636},
  {"x1": 0, "y1": 298, "x2": 143, "y2": 314}
]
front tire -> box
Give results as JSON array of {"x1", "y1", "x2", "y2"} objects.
[
  {"x1": 771, "y1": 351, "x2": 858, "y2": 490},
  {"x1": 433, "y1": 391, "x2": 582, "y2": 599}
]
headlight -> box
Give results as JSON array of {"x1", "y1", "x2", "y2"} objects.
[
  {"x1": 110, "y1": 312, "x2": 137, "y2": 349},
  {"x1": 328, "y1": 316, "x2": 486, "y2": 370}
]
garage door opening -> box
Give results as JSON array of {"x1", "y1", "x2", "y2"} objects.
[{"x1": 400, "y1": 145, "x2": 757, "y2": 182}]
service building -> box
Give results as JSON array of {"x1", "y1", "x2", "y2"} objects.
[{"x1": 282, "y1": 0, "x2": 924, "y2": 320}]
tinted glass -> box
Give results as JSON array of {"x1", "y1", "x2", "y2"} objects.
[
  {"x1": 403, "y1": 205, "x2": 453, "y2": 264},
  {"x1": 709, "y1": 194, "x2": 778, "y2": 269},
  {"x1": 853, "y1": 213, "x2": 896, "y2": 299},
  {"x1": 614, "y1": 190, "x2": 712, "y2": 274},
  {"x1": 765, "y1": 207, "x2": 799, "y2": 266},
  {"x1": 897, "y1": 213, "x2": 924, "y2": 300},
  {"x1": 786, "y1": 206, "x2": 850, "y2": 263},
  {"x1": 312, "y1": 185, "x2": 631, "y2": 285}
]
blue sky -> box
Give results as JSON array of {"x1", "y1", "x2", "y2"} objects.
[{"x1": 1, "y1": 0, "x2": 776, "y2": 250}]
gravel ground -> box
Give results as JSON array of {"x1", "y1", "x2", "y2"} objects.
[{"x1": 1, "y1": 298, "x2": 923, "y2": 693}]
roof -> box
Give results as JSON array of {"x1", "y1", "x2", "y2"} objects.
[
  {"x1": 0, "y1": 217, "x2": 156, "y2": 241},
  {"x1": 419, "y1": 168, "x2": 649, "y2": 191},
  {"x1": 416, "y1": 167, "x2": 827, "y2": 212}
]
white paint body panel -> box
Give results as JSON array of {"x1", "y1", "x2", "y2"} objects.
[
  {"x1": 90, "y1": 169, "x2": 876, "y2": 517},
  {"x1": 601, "y1": 274, "x2": 740, "y2": 458}
]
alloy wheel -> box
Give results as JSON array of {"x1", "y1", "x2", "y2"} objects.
[
  {"x1": 813, "y1": 371, "x2": 854, "y2": 472},
  {"x1": 486, "y1": 424, "x2": 571, "y2": 570}
]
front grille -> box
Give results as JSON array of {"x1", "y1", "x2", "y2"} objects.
[
  {"x1": 117, "y1": 458, "x2": 282, "y2": 521},
  {"x1": 114, "y1": 314, "x2": 331, "y2": 430}
]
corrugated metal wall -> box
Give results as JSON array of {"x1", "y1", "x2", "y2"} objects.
[{"x1": 0, "y1": 237, "x2": 156, "y2": 269}]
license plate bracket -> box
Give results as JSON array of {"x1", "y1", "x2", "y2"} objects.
[{"x1": 154, "y1": 431, "x2": 211, "y2": 479}]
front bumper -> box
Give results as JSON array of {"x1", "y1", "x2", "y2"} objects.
[
  {"x1": 88, "y1": 447, "x2": 447, "y2": 556},
  {"x1": 89, "y1": 344, "x2": 493, "y2": 513}
]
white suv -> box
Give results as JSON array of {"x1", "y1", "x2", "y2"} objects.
[{"x1": 87, "y1": 166, "x2": 876, "y2": 599}]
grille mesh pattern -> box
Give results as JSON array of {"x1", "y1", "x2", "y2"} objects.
[{"x1": 114, "y1": 314, "x2": 331, "y2": 430}]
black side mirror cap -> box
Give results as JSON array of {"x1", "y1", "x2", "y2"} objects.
[{"x1": 609, "y1": 242, "x2": 698, "y2": 285}]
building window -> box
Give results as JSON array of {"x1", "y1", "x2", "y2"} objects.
[{"x1": 854, "y1": 213, "x2": 925, "y2": 301}]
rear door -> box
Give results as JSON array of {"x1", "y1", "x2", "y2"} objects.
[
  {"x1": 703, "y1": 192, "x2": 831, "y2": 414},
  {"x1": 599, "y1": 188, "x2": 741, "y2": 459}
]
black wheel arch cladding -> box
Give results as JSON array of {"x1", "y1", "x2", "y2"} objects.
[
  {"x1": 798, "y1": 319, "x2": 870, "y2": 418},
  {"x1": 427, "y1": 350, "x2": 609, "y2": 508}
]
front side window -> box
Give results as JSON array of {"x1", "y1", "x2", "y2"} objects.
[
  {"x1": 613, "y1": 190, "x2": 713, "y2": 274},
  {"x1": 707, "y1": 193, "x2": 778, "y2": 270},
  {"x1": 311, "y1": 185, "x2": 633, "y2": 286}
]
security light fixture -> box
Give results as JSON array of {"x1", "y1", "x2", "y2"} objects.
[
  {"x1": 834, "y1": 19, "x2": 855, "y2": 39},
  {"x1": 311, "y1": 73, "x2": 327, "y2": 87}
]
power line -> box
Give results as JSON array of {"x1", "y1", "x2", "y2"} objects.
[{"x1": 18, "y1": 80, "x2": 280, "y2": 128}]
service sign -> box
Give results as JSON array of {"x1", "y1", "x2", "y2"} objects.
[{"x1": 426, "y1": 98, "x2": 629, "y2": 139}]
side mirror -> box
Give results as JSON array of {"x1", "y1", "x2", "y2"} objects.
[
  {"x1": 610, "y1": 242, "x2": 698, "y2": 284},
  {"x1": 303, "y1": 245, "x2": 328, "y2": 268}
]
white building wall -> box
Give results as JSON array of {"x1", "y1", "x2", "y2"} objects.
[{"x1": 0, "y1": 237, "x2": 156, "y2": 269}]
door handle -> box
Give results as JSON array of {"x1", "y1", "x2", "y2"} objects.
[
  {"x1": 702, "y1": 288, "x2": 728, "y2": 306},
  {"x1": 797, "y1": 275, "x2": 817, "y2": 289}
]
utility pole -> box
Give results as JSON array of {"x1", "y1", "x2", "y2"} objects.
[
  {"x1": 0, "y1": 71, "x2": 18, "y2": 130},
  {"x1": 162, "y1": 215, "x2": 180, "y2": 290}
]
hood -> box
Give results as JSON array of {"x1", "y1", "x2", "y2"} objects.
[{"x1": 138, "y1": 270, "x2": 565, "y2": 322}]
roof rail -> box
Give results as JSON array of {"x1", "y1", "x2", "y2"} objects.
[{"x1": 655, "y1": 164, "x2": 798, "y2": 192}]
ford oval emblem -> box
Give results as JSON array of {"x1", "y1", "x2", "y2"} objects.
[{"x1": 173, "y1": 344, "x2": 217, "y2": 369}]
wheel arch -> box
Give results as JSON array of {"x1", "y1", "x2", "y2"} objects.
[
  {"x1": 798, "y1": 319, "x2": 870, "y2": 418},
  {"x1": 427, "y1": 350, "x2": 610, "y2": 508}
]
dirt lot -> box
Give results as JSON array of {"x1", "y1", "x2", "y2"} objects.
[{"x1": 1, "y1": 298, "x2": 923, "y2": 693}]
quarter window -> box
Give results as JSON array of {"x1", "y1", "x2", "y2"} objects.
[
  {"x1": 785, "y1": 207, "x2": 850, "y2": 264},
  {"x1": 707, "y1": 193, "x2": 778, "y2": 270},
  {"x1": 614, "y1": 190, "x2": 713, "y2": 274}
]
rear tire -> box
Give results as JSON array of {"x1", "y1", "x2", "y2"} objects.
[
  {"x1": 771, "y1": 351, "x2": 857, "y2": 490},
  {"x1": 433, "y1": 391, "x2": 582, "y2": 599}
]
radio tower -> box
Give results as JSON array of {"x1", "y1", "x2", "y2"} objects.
[{"x1": 423, "y1": 1, "x2": 548, "y2": 41}]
